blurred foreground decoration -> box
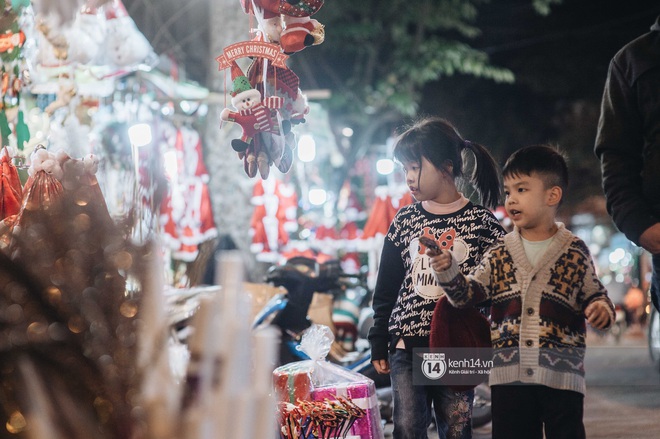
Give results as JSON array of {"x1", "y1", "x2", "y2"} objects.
[
  {"x1": 0, "y1": 148, "x2": 278, "y2": 438},
  {"x1": 0, "y1": 157, "x2": 175, "y2": 438}
]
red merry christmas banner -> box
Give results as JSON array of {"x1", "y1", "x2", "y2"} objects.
[{"x1": 216, "y1": 41, "x2": 288, "y2": 69}]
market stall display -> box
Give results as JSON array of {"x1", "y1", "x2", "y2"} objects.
[{"x1": 0, "y1": 2, "x2": 391, "y2": 438}]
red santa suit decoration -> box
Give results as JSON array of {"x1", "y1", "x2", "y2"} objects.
[
  {"x1": 160, "y1": 126, "x2": 217, "y2": 262},
  {"x1": 250, "y1": 178, "x2": 297, "y2": 258},
  {"x1": 0, "y1": 148, "x2": 23, "y2": 221}
]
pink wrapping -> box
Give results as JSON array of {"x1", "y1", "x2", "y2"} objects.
[{"x1": 311, "y1": 381, "x2": 384, "y2": 439}]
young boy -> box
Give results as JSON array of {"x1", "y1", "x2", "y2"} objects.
[{"x1": 430, "y1": 145, "x2": 614, "y2": 439}]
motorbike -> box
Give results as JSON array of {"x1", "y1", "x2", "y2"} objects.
[
  {"x1": 253, "y1": 256, "x2": 492, "y2": 428},
  {"x1": 252, "y1": 256, "x2": 373, "y2": 367}
]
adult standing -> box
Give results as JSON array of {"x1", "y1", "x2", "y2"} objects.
[{"x1": 594, "y1": 15, "x2": 660, "y2": 311}]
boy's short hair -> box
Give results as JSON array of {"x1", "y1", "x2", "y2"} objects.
[{"x1": 502, "y1": 144, "x2": 569, "y2": 192}]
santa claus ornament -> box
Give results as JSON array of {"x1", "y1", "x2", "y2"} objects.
[
  {"x1": 240, "y1": 0, "x2": 325, "y2": 54},
  {"x1": 103, "y1": 0, "x2": 153, "y2": 69}
]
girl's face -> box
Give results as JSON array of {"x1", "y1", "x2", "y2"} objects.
[{"x1": 402, "y1": 156, "x2": 455, "y2": 202}]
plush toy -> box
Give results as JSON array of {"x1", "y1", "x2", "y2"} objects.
[
  {"x1": 220, "y1": 61, "x2": 283, "y2": 154},
  {"x1": 44, "y1": 80, "x2": 77, "y2": 115},
  {"x1": 248, "y1": 58, "x2": 309, "y2": 126},
  {"x1": 64, "y1": 7, "x2": 105, "y2": 65},
  {"x1": 241, "y1": 0, "x2": 325, "y2": 54},
  {"x1": 30, "y1": 0, "x2": 112, "y2": 26},
  {"x1": 103, "y1": 0, "x2": 152, "y2": 68},
  {"x1": 280, "y1": 15, "x2": 324, "y2": 54},
  {"x1": 241, "y1": 0, "x2": 325, "y2": 17},
  {"x1": 35, "y1": 16, "x2": 71, "y2": 66},
  {"x1": 258, "y1": 15, "x2": 284, "y2": 44},
  {"x1": 220, "y1": 61, "x2": 287, "y2": 178}
]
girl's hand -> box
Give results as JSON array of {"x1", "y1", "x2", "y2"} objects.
[
  {"x1": 372, "y1": 359, "x2": 390, "y2": 374},
  {"x1": 585, "y1": 301, "x2": 612, "y2": 330},
  {"x1": 429, "y1": 249, "x2": 452, "y2": 272}
]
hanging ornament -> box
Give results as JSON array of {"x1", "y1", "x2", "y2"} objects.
[
  {"x1": 215, "y1": 37, "x2": 288, "y2": 70},
  {"x1": 219, "y1": 60, "x2": 286, "y2": 179},
  {"x1": 103, "y1": 0, "x2": 153, "y2": 68},
  {"x1": 240, "y1": 0, "x2": 325, "y2": 54},
  {"x1": 216, "y1": 0, "x2": 330, "y2": 179},
  {"x1": 14, "y1": 109, "x2": 29, "y2": 150},
  {"x1": 0, "y1": 146, "x2": 22, "y2": 220},
  {"x1": 0, "y1": 1, "x2": 26, "y2": 63},
  {"x1": 0, "y1": 110, "x2": 11, "y2": 147}
]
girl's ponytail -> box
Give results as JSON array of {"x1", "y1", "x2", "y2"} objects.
[{"x1": 462, "y1": 140, "x2": 502, "y2": 209}]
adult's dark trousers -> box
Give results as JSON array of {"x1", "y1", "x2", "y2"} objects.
[
  {"x1": 651, "y1": 253, "x2": 660, "y2": 312},
  {"x1": 491, "y1": 383, "x2": 585, "y2": 439}
]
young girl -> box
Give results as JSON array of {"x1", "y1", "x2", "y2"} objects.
[{"x1": 368, "y1": 117, "x2": 504, "y2": 439}]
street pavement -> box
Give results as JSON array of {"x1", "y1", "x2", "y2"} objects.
[
  {"x1": 384, "y1": 326, "x2": 660, "y2": 438},
  {"x1": 581, "y1": 327, "x2": 660, "y2": 439}
]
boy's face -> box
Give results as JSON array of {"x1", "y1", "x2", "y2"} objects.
[{"x1": 503, "y1": 172, "x2": 562, "y2": 237}]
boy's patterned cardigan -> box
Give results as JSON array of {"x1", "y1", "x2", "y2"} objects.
[{"x1": 434, "y1": 223, "x2": 615, "y2": 395}]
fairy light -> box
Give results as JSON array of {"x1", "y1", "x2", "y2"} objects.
[
  {"x1": 376, "y1": 158, "x2": 394, "y2": 175},
  {"x1": 297, "y1": 134, "x2": 316, "y2": 162},
  {"x1": 308, "y1": 188, "x2": 327, "y2": 206},
  {"x1": 128, "y1": 123, "x2": 153, "y2": 147}
]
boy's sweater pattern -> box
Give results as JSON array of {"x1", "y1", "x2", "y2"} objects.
[
  {"x1": 368, "y1": 202, "x2": 503, "y2": 361},
  {"x1": 435, "y1": 223, "x2": 615, "y2": 395}
]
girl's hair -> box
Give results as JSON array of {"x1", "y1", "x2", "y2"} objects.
[{"x1": 393, "y1": 116, "x2": 502, "y2": 208}]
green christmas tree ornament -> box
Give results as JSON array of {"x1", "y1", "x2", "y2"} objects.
[
  {"x1": 15, "y1": 109, "x2": 29, "y2": 150},
  {"x1": 0, "y1": 110, "x2": 10, "y2": 147}
]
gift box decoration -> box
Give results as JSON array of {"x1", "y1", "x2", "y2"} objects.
[{"x1": 273, "y1": 361, "x2": 315, "y2": 404}]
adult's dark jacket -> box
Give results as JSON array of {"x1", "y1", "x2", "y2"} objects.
[{"x1": 594, "y1": 16, "x2": 660, "y2": 245}]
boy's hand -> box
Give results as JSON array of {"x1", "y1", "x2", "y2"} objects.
[
  {"x1": 372, "y1": 359, "x2": 390, "y2": 374},
  {"x1": 585, "y1": 301, "x2": 611, "y2": 330},
  {"x1": 429, "y1": 249, "x2": 452, "y2": 272}
]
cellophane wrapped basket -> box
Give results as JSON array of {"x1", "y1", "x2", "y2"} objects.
[{"x1": 273, "y1": 324, "x2": 384, "y2": 439}]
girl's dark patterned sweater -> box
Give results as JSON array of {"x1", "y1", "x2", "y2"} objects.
[
  {"x1": 368, "y1": 201, "x2": 504, "y2": 361},
  {"x1": 435, "y1": 223, "x2": 615, "y2": 395}
]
